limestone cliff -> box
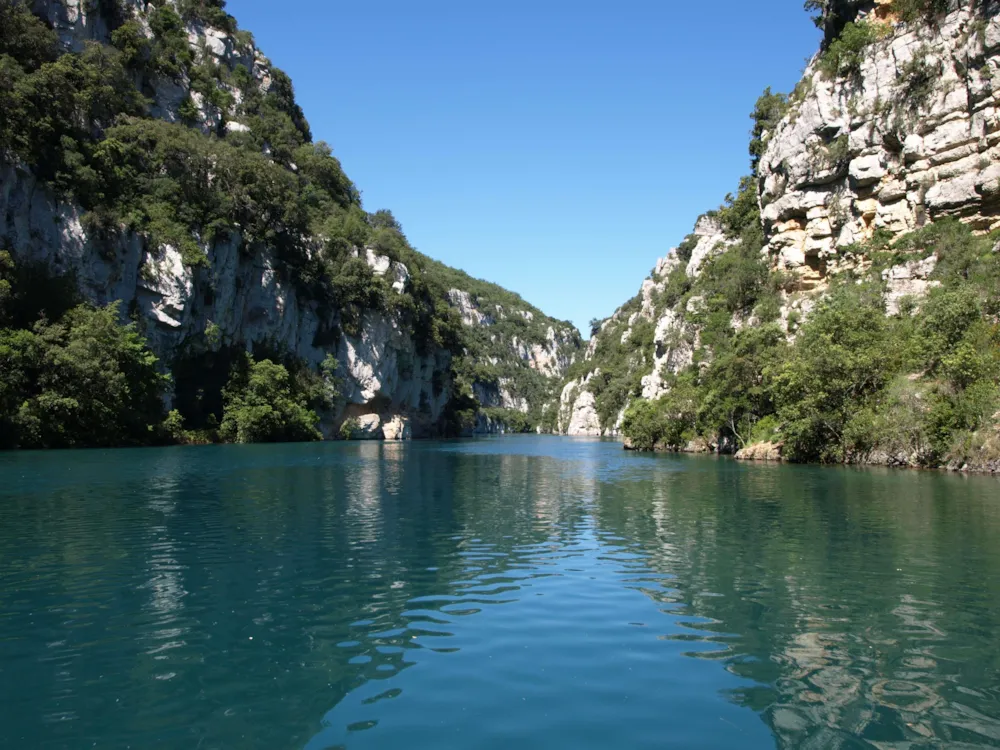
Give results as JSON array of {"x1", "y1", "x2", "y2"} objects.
[
  {"x1": 1, "y1": 0, "x2": 579, "y2": 439},
  {"x1": 559, "y1": 0, "x2": 1000, "y2": 472},
  {"x1": 761, "y1": 0, "x2": 1000, "y2": 290}
]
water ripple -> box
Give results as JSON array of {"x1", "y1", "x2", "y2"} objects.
[{"x1": 1, "y1": 439, "x2": 999, "y2": 749}]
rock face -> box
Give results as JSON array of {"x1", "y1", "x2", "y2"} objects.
[
  {"x1": 882, "y1": 255, "x2": 940, "y2": 314},
  {"x1": 557, "y1": 217, "x2": 729, "y2": 435},
  {"x1": 563, "y1": 2, "x2": 1000, "y2": 444},
  {"x1": 685, "y1": 216, "x2": 736, "y2": 278},
  {"x1": 759, "y1": 3, "x2": 1000, "y2": 288},
  {"x1": 446, "y1": 288, "x2": 579, "y2": 381},
  {"x1": 558, "y1": 375, "x2": 602, "y2": 436},
  {"x1": 640, "y1": 310, "x2": 695, "y2": 401},
  {"x1": 735, "y1": 442, "x2": 784, "y2": 462},
  {"x1": 0, "y1": 160, "x2": 451, "y2": 437},
  {"x1": 3, "y1": 0, "x2": 579, "y2": 439}
]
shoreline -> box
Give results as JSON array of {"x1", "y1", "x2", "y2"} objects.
[{"x1": 620, "y1": 436, "x2": 1000, "y2": 477}]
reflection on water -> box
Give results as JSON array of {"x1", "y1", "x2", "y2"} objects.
[{"x1": 1, "y1": 438, "x2": 999, "y2": 749}]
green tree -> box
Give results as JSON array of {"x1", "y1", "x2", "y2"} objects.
[
  {"x1": 219, "y1": 356, "x2": 322, "y2": 443},
  {"x1": 698, "y1": 324, "x2": 785, "y2": 447},
  {"x1": 1, "y1": 302, "x2": 168, "y2": 448},
  {"x1": 749, "y1": 87, "x2": 788, "y2": 176},
  {"x1": 770, "y1": 284, "x2": 895, "y2": 462}
]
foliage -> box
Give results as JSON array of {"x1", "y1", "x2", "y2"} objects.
[
  {"x1": 0, "y1": 301, "x2": 168, "y2": 449},
  {"x1": 0, "y1": 0, "x2": 584, "y2": 450},
  {"x1": 0, "y1": 1, "x2": 58, "y2": 72},
  {"x1": 749, "y1": 87, "x2": 788, "y2": 176},
  {"x1": 769, "y1": 283, "x2": 896, "y2": 462},
  {"x1": 891, "y1": 0, "x2": 950, "y2": 23},
  {"x1": 717, "y1": 176, "x2": 763, "y2": 239},
  {"x1": 817, "y1": 20, "x2": 891, "y2": 79},
  {"x1": 621, "y1": 374, "x2": 699, "y2": 451},
  {"x1": 177, "y1": 0, "x2": 237, "y2": 33},
  {"x1": 1, "y1": 40, "x2": 145, "y2": 195},
  {"x1": 481, "y1": 407, "x2": 534, "y2": 433},
  {"x1": 697, "y1": 324, "x2": 785, "y2": 447},
  {"x1": 697, "y1": 238, "x2": 770, "y2": 316},
  {"x1": 219, "y1": 355, "x2": 322, "y2": 443},
  {"x1": 570, "y1": 310, "x2": 655, "y2": 430},
  {"x1": 623, "y1": 215, "x2": 1000, "y2": 470},
  {"x1": 899, "y1": 47, "x2": 939, "y2": 106},
  {"x1": 339, "y1": 417, "x2": 359, "y2": 440},
  {"x1": 147, "y1": 4, "x2": 194, "y2": 77},
  {"x1": 675, "y1": 234, "x2": 699, "y2": 264},
  {"x1": 622, "y1": 398, "x2": 669, "y2": 451}
]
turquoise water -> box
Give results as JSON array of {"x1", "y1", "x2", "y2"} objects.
[{"x1": 1, "y1": 438, "x2": 999, "y2": 749}]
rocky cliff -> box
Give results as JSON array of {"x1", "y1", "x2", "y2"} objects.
[
  {"x1": 761, "y1": 0, "x2": 1000, "y2": 290},
  {"x1": 560, "y1": 0, "x2": 1000, "y2": 471},
  {"x1": 0, "y1": 0, "x2": 579, "y2": 441}
]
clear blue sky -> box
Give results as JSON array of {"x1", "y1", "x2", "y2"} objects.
[{"x1": 227, "y1": 0, "x2": 820, "y2": 335}]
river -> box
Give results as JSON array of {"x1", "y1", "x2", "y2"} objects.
[{"x1": 1, "y1": 437, "x2": 998, "y2": 748}]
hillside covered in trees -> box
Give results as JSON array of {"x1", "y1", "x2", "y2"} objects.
[{"x1": 0, "y1": 0, "x2": 580, "y2": 448}]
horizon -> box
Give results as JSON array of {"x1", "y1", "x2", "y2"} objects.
[{"x1": 227, "y1": 0, "x2": 822, "y2": 335}]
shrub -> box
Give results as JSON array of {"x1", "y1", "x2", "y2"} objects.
[
  {"x1": 817, "y1": 20, "x2": 891, "y2": 79},
  {"x1": 177, "y1": 0, "x2": 237, "y2": 33},
  {"x1": 622, "y1": 399, "x2": 668, "y2": 451},
  {"x1": 0, "y1": 0, "x2": 59, "y2": 71},
  {"x1": 339, "y1": 417, "x2": 359, "y2": 440},
  {"x1": 697, "y1": 324, "x2": 785, "y2": 446},
  {"x1": 1, "y1": 302, "x2": 168, "y2": 449},
  {"x1": 675, "y1": 234, "x2": 699, "y2": 264},
  {"x1": 750, "y1": 87, "x2": 789, "y2": 175},
  {"x1": 892, "y1": 0, "x2": 950, "y2": 23},
  {"x1": 770, "y1": 283, "x2": 895, "y2": 462},
  {"x1": 219, "y1": 356, "x2": 322, "y2": 443},
  {"x1": 899, "y1": 47, "x2": 939, "y2": 106},
  {"x1": 148, "y1": 4, "x2": 193, "y2": 77}
]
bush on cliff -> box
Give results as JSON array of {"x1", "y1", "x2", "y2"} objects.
[
  {"x1": 817, "y1": 20, "x2": 891, "y2": 78},
  {"x1": 219, "y1": 356, "x2": 322, "y2": 443},
  {"x1": 0, "y1": 301, "x2": 169, "y2": 449}
]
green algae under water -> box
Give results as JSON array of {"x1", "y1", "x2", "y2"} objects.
[{"x1": 1, "y1": 437, "x2": 999, "y2": 749}]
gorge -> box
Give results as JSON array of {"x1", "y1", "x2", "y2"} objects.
[
  {"x1": 1, "y1": 0, "x2": 999, "y2": 473},
  {"x1": 5, "y1": 4, "x2": 1000, "y2": 749}
]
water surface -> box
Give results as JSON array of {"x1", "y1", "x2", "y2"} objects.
[{"x1": 1, "y1": 437, "x2": 999, "y2": 748}]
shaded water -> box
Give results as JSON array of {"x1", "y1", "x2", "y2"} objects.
[{"x1": 1, "y1": 437, "x2": 999, "y2": 749}]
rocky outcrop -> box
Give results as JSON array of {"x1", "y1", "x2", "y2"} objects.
[
  {"x1": 735, "y1": 442, "x2": 785, "y2": 462},
  {"x1": 567, "y1": 2, "x2": 1000, "y2": 449},
  {"x1": 558, "y1": 375, "x2": 602, "y2": 436},
  {"x1": 446, "y1": 288, "x2": 578, "y2": 380},
  {"x1": 640, "y1": 310, "x2": 695, "y2": 400},
  {"x1": 760, "y1": 3, "x2": 1000, "y2": 289},
  {"x1": 447, "y1": 289, "x2": 493, "y2": 326},
  {"x1": 882, "y1": 254, "x2": 939, "y2": 314},
  {"x1": 382, "y1": 415, "x2": 412, "y2": 440},
  {"x1": 0, "y1": 160, "x2": 451, "y2": 435},
  {"x1": 685, "y1": 216, "x2": 736, "y2": 277},
  {"x1": 473, "y1": 380, "x2": 529, "y2": 413}
]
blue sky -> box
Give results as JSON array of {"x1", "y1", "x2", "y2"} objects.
[{"x1": 227, "y1": 0, "x2": 821, "y2": 335}]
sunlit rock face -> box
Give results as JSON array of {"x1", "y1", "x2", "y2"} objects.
[
  {"x1": 558, "y1": 374, "x2": 602, "y2": 437},
  {"x1": 562, "y1": 3, "x2": 1000, "y2": 439},
  {"x1": 759, "y1": 3, "x2": 1000, "y2": 288}
]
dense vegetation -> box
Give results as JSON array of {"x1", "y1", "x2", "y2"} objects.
[
  {"x1": 1, "y1": 0, "x2": 575, "y2": 446},
  {"x1": 0, "y1": 257, "x2": 169, "y2": 449},
  {"x1": 622, "y1": 219, "x2": 1000, "y2": 468}
]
